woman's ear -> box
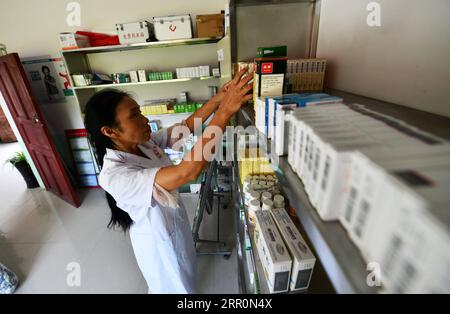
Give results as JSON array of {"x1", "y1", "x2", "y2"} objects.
[{"x1": 101, "y1": 126, "x2": 118, "y2": 139}]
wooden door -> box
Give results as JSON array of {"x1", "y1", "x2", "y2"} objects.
[{"x1": 0, "y1": 53, "x2": 80, "y2": 207}]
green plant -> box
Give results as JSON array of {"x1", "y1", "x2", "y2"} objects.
[{"x1": 4, "y1": 151, "x2": 27, "y2": 168}]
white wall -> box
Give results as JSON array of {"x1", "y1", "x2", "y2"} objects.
[
  {"x1": 317, "y1": 0, "x2": 450, "y2": 117},
  {"x1": 236, "y1": 2, "x2": 314, "y2": 61}
]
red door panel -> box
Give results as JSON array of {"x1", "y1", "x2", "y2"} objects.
[{"x1": 0, "y1": 53, "x2": 80, "y2": 207}]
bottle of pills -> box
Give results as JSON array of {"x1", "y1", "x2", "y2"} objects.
[
  {"x1": 273, "y1": 194, "x2": 285, "y2": 208},
  {"x1": 243, "y1": 175, "x2": 252, "y2": 191},
  {"x1": 261, "y1": 191, "x2": 272, "y2": 202},
  {"x1": 248, "y1": 199, "x2": 261, "y2": 224},
  {"x1": 252, "y1": 184, "x2": 263, "y2": 191},
  {"x1": 250, "y1": 190, "x2": 261, "y2": 202},
  {"x1": 262, "y1": 199, "x2": 274, "y2": 211}
]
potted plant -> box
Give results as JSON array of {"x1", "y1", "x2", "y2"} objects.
[{"x1": 5, "y1": 151, "x2": 39, "y2": 189}]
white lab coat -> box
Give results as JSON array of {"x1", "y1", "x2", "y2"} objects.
[{"x1": 98, "y1": 128, "x2": 197, "y2": 294}]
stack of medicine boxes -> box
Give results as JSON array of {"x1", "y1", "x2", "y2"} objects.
[
  {"x1": 237, "y1": 130, "x2": 317, "y2": 293},
  {"x1": 285, "y1": 101, "x2": 450, "y2": 293},
  {"x1": 254, "y1": 93, "x2": 343, "y2": 156},
  {"x1": 341, "y1": 143, "x2": 450, "y2": 293}
]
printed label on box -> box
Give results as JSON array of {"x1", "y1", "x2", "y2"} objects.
[
  {"x1": 260, "y1": 74, "x2": 284, "y2": 96},
  {"x1": 261, "y1": 62, "x2": 274, "y2": 74}
]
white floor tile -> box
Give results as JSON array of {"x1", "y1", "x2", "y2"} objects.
[{"x1": 0, "y1": 143, "x2": 239, "y2": 294}]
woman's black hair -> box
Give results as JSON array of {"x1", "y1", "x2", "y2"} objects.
[
  {"x1": 84, "y1": 89, "x2": 134, "y2": 232},
  {"x1": 41, "y1": 65, "x2": 50, "y2": 73}
]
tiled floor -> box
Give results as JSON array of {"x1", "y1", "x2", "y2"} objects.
[{"x1": 0, "y1": 142, "x2": 238, "y2": 294}]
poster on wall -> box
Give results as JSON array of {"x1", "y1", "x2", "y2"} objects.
[{"x1": 21, "y1": 57, "x2": 73, "y2": 104}]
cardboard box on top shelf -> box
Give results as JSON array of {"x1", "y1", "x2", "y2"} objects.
[{"x1": 196, "y1": 13, "x2": 224, "y2": 38}]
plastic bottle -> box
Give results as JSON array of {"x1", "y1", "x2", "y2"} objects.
[
  {"x1": 248, "y1": 199, "x2": 261, "y2": 224},
  {"x1": 244, "y1": 187, "x2": 255, "y2": 206},
  {"x1": 250, "y1": 190, "x2": 261, "y2": 202},
  {"x1": 262, "y1": 199, "x2": 274, "y2": 211},
  {"x1": 252, "y1": 184, "x2": 263, "y2": 191},
  {"x1": 261, "y1": 191, "x2": 272, "y2": 202},
  {"x1": 243, "y1": 175, "x2": 252, "y2": 192},
  {"x1": 273, "y1": 194, "x2": 285, "y2": 208}
]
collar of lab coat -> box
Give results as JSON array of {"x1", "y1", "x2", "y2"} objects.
[{"x1": 104, "y1": 142, "x2": 158, "y2": 167}]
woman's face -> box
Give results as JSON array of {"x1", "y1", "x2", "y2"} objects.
[{"x1": 113, "y1": 96, "x2": 151, "y2": 145}]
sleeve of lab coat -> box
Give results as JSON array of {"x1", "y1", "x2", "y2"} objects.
[{"x1": 99, "y1": 165, "x2": 160, "y2": 208}]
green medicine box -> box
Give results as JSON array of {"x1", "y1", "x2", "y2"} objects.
[{"x1": 256, "y1": 46, "x2": 287, "y2": 58}]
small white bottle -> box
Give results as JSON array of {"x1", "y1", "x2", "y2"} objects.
[
  {"x1": 243, "y1": 175, "x2": 252, "y2": 192},
  {"x1": 267, "y1": 175, "x2": 276, "y2": 182},
  {"x1": 273, "y1": 194, "x2": 285, "y2": 208},
  {"x1": 266, "y1": 181, "x2": 275, "y2": 188},
  {"x1": 250, "y1": 190, "x2": 261, "y2": 202},
  {"x1": 262, "y1": 199, "x2": 274, "y2": 211},
  {"x1": 252, "y1": 184, "x2": 263, "y2": 191},
  {"x1": 272, "y1": 186, "x2": 281, "y2": 195},
  {"x1": 261, "y1": 191, "x2": 272, "y2": 202},
  {"x1": 248, "y1": 199, "x2": 261, "y2": 224},
  {"x1": 244, "y1": 187, "x2": 254, "y2": 206}
]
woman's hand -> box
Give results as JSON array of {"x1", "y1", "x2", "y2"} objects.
[
  {"x1": 217, "y1": 67, "x2": 253, "y2": 116},
  {"x1": 211, "y1": 80, "x2": 233, "y2": 104}
]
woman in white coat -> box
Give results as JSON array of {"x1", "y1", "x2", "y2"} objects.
[{"x1": 84, "y1": 68, "x2": 252, "y2": 294}]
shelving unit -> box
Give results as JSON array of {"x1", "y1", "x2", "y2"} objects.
[
  {"x1": 232, "y1": 133, "x2": 307, "y2": 294},
  {"x1": 234, "y1": 103, "x2": 378, "y2": 293},
  {"x1": 61, "y1": 34, "x2": 232, "y2": 182},
  {"x1": 234, "y1": 88, "x2": 450, "y2": 294},
  {"x1": 269, "y1": 154, "x2": 378, "y2": 294},
  {"x1": 72, "y1": 76, "x2": 218, "y2": 90},
  {"x1": 61, "y1": 37, "x2": 222, "y2": 54},
  {"x1": 238, "y1": 105, "x2": 376, "y2": 293},
  {"x1": 145, "y1": 112, "x2": 192, "y2": 128},
  {"x1": 231, "y1": 154, "x2": 260, "y2": 294}
]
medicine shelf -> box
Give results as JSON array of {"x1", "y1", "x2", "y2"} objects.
[
  {"x1": 232, "y1": 156, "x2": 261, "y2": 294},
  {"x1": 235, "y1": 0, "x2": 317, "y2": 6},
  {"x1": 72, "y1": 76, "x2": 219, "y2": 90},
  {"x1": 232, "y1": 144, "x2": 309, "y2": 294},
  {"x1": 268, "y1": 154, "x2": 378, "y2": 294},
  {"x1": 235, "y1": 104, "x2": 379, "y2": 294},
  {"x1": 61, "y1": 37, "x2": 223, "y2": 54},
  {"x1": 235, "y1": 88, "x2": 450, "y2": 294}
]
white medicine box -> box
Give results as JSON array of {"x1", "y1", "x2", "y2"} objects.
[
  {"x1": 59, "y1": 33, "x2": 90, "y2": 50},
  {"x1": 153, "y1": 15, "x2": 193, "y2": 41},
  {"x1": 115, "y1": 21, "x2": 155, "y2": 44}
]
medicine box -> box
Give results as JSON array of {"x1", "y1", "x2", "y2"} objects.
[
  {"x1": 253, "y1": 57, "x2": 287, "y2": 100},
  {"x1": 59, "y1": 33, "x2": 91, "y2": 50},
  {"x1": 115, "y1": 20, "x2": 154, "y2": 44},
  {"x1": 344, "y1": 150, "x2": 450, "y2": 263},
  {"x1": 153, "y1": 15, "x2": 193, "y2": 41},
  {"x1": 254, "y1": 210, "x2": 292, "y2": 293},
  {"x1": 196, "y1": 14, "x2": 224, "y2": 38},
  {"x1": 270, "y1": 208, "x2": 316, "y2": 291}
]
